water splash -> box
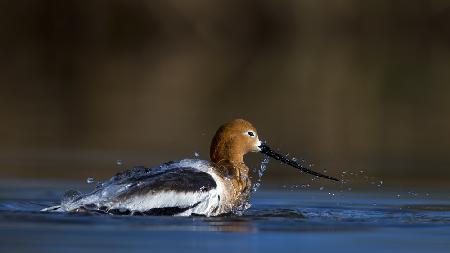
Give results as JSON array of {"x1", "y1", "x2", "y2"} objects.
[
  {"x1": 252, "y1": 155, "x2": 270, "y2": 192},
  {"x1": 377, "y1": 180, "x2": 383, "y2": 187},
  {"x1": 194, "y1": 152, "x2": 200, "y2": 158},
  {"x1": 61, "y1": 189, "x2": 81, "y2": 207},
  {"x1": 233, "y1": 201, "x2": 252, "y2": 216},
  {"x1": 86, "y1": 177, "x2": 95, "y2": 184}
]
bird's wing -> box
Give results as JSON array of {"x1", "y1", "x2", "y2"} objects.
[{"x1": 76, "y1": 167, "x2": 218, "y2": 215}]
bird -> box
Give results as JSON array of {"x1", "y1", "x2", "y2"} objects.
[{"x1": 42, "y1": 119, "x2": 338, "y2": 216}]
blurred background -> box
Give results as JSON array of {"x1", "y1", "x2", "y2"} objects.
[{"x1": 0, "y1": 0, "x2": 449, "y2": 188}]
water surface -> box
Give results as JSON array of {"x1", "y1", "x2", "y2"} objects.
[{"x1": 0, "y1": 180, "x2": 449, "y2": 253}]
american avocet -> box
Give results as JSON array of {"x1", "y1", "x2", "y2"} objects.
[{"x1": 42, "y1": 119, "x2": 338, "y2": 216}]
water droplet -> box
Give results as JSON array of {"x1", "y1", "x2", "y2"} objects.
[
  {"x1": 95, "y1": 181, "x2": 105, "y2": 189},
  {"x1": 116, "y1": 160, "x2": 124, "y2": 166},
  {"x1": 252, "y1": 155, "x2": 270, "y2": 192},
  {"x1": 292, "y1": 157, "x2": 297, "y2": 162},
  {"x1": 86, "y1": 177, "x2": 95, "y2": 184},
  {"x1": 396, "y1": 194, "x2": 401, "y2": 198},
  {"x1": 194, "y1": 152, "x2": 200, "y2": 157},
  {"x1": 62, "y1": 189, "x2": 81, "y2": 205},
  {"x1": 323, "y1": 169, "x2": 327, "y2": 173},
  {"x1": 408, "y1": 191, "x2": 418, "y2": 197},
  {"x1": 319, "y1": 186, "x2": 324, "y2": 191}
]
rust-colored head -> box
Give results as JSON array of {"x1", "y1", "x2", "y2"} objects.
[{"x1": 210, "y1": 119, "x2": 262, "y2": 164}]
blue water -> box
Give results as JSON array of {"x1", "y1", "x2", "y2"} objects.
[{"x1": 0, "y1": 180, "x2": 449, "y2": 253}]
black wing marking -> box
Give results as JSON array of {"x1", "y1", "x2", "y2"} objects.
[
  {"x1": 105, "y1": 202, "x2": 201, "y2": 216},
  {"x1": 116, "y1": 167, "x2": 217, "y2": 199}
]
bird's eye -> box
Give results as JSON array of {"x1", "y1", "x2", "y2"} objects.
[{"x1": 247, "y1": 131, "x2": 255, "y2": 137}]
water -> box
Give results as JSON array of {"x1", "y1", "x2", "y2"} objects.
[
  {"x1": 251, "y1": 155, "x2": 270, "y2": 192},
  {"x1": 85, "y1": 177, "x2": 95, "y2": 184},
  {"x1": 0, "y1": 180, "x2": 449, "y2": 253}
]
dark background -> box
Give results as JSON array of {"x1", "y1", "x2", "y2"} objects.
[{"x1": 1, "y1": 0, "x2": 449, "y2": 188}]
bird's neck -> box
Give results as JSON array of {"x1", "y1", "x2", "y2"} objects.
[
  {"x1": 212, "y1": 158, "x2": 247, "y2": 178},
  {"x1": 214, "y1": 158, "x2": 251, "y2": 198},
  {"x1": 210, "y1": 139, "x2": 251, "y2": 192}
]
